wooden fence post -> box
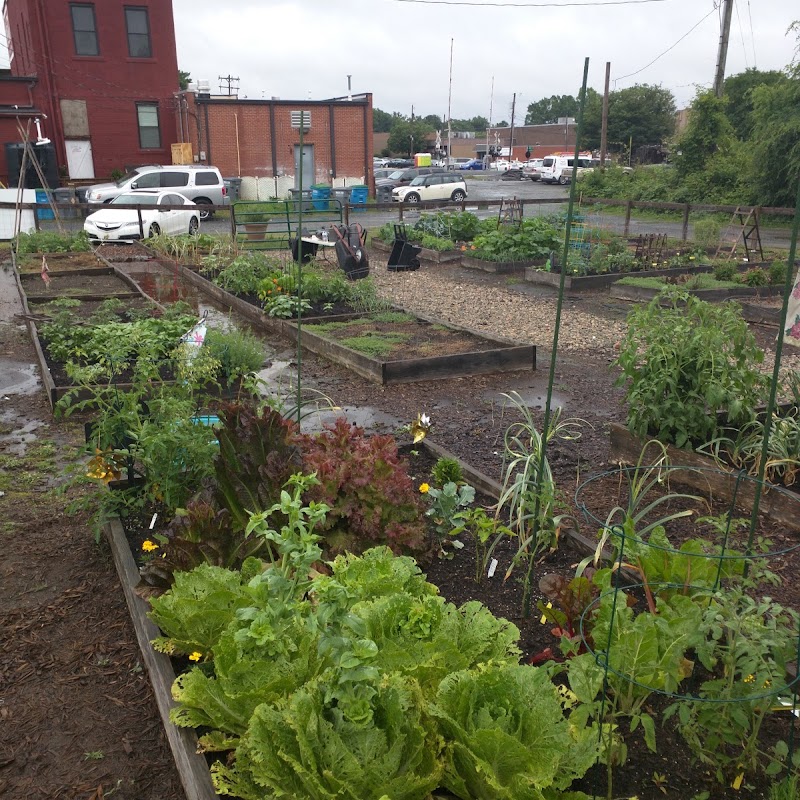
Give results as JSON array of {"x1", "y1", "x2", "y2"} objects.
[
  {"x1": 623, "y1": 200, "x2": 633, "y2": 236},
  {"x1": 682, "y1": 203, "x2": 691, "y2": 242}
]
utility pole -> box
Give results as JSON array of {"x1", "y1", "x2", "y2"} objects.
[
  {"x1": 508, "y1": 92, "x2": 516, "y2": 162},
  {"x1": 485, "y1": 75, "x2": 494, "y2": 164},
  {"x1": 218, "y1": 75, "x2": 239, "y2": 96},
  {"x1": 600, "y1": 61, "x2": 610, "y2": 167},
  {"x1": 446, "y1": 38, "x2": 453, "y2": 169},
  {"x1": 713, "y1": 0, "x2": 733, "y2": 97}
]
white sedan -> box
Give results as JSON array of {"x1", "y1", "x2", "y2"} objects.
[{"x1": 84, "y1": 188, "x2": 200, "y2": 243}]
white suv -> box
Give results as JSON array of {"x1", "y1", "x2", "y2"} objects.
[
  {"x1": 85, "y1": 165, "x2": 229, "y2": 219},
  {"x1": 392, "y1": 173, "x2": 468, "y2": 204}
]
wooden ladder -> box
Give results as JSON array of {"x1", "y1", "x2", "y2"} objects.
[
  {"x1": 714, "y1": 207, "x2": 764, "y2": 262},
  {"x1": 497, "y1": 198, "x2": 523, "y2": 229}
]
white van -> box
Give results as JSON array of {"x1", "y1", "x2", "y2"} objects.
[{"x1": 540, "y1": 155, "x2": 597, "y2": 185}]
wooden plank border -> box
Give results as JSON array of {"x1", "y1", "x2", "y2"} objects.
[
  {"x1": 608, "y1": 422, "x2": 800, "y2": 532},
  {"x1": 104, "y1": 519, "x2": 219, "y2": 800}
]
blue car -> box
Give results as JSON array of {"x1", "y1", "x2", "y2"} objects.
[{"x1": 459, "y1": 159, "x2": 484, "y2": 170}]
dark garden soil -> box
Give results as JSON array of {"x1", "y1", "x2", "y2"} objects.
[
  {"x1": 17, "y1": 251, "x2": 105, "y2": 272},
  {"x1": 4, "y1": 255, "x2": 800, "y2": 799},
  {"x1": 21, "y1": 272, "x2": 136, "y2": 298},
  {"x1": 95, "y1": 243, "x2": 157, "y2": 263}
]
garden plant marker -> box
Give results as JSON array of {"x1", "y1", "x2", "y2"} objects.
[{"x1": 487, "y1": 558, "x2": 498, "y2": 578}]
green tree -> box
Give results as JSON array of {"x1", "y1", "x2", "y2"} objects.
[
  {"x1": 387, "y1": 119, "x2": 435, "y2": 156},
  {"x1": 178, "y1": 70, "x2": 191, "y2": 90},
  {"x1": 723, "y1": 68, "x2": 788, "y2": 140},
  {"x1": 373, "y1": 108, "x2": 396, "y2": 133},
  {"x1": 674, "y1": 90, "x2": 736, "y2": 176},
  {"x1": 422, "y1": 113, "x2": 443, "y2": 129},
  {"x1": 525, "y1": 94, "x2": 578, "y2": 124},
  {"x1": 748, "y1": 71, "x2": 800, "y2": 206},
  {"x1": 606, "y1": 84, "x2": 676, "y2": 149}
]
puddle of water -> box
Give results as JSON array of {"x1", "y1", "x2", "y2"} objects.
[
  {"x1": 301, "y1": 405, "x2": 401, "y2": 434},
  {"x1": 481, "y1": 385, "x2": 567, "y2": 412},
  {"x1": 0, "y1": 417, "x2": 46, "y2": 455},
  {"x1": 0, "y1": 360, "x2": 40, "y2": 395}
]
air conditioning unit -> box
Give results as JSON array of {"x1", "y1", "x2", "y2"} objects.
[{"x1": 197, "y1": 79, "x2": 210, "y2": 92}]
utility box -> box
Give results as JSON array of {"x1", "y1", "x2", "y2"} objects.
[
  {"x1": 171, "y1": 142, "x2": 193, "y2": 165},
  {"x1": 414, "y1": 152, "x2": 431, "y2": 167}
]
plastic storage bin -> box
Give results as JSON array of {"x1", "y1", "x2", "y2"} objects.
[
  {"x1": 349, "y1": 185, "x2": 368, "y2": 208},
  {"x1": 224, "y1": 177, "x2": 242, "y2": 202},
  {"x1": 311, "y1": 184, "x2": 331, "y2": 211},
  {"x1": 54, "y1": 187, "x2": 79, "y2": 219},
  {"x1": 35, "y1": 189, "x2": 54, "y2": 220}
]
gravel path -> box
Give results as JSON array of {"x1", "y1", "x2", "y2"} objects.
[
  {"x1": 368, "y1": 254, "x2": 800, "y2": 392},
  {"x1": 370, "y1": 261, "x2": 627, "y2": 357}
]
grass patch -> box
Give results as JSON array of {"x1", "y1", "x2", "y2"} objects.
[
  {"x1": 0, "y1": 440, "x2": 58, "y2": 492},
  {"x1": 340, "y1": 332, "x2": 411, "y2": 358},
  {"x1": 618, "y1": 274, "x2": 742, "y2": 291}
]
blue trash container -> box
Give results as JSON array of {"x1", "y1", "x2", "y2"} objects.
[
  {"x1": 35, "y1": 189, "x2": 54, "y2": 220},
  {"x1": 350, "y1": 185, "x2": 368, "y2": 208},
  {"x1": 311, "y1": 184, "x2": 331, "y2": 211}
]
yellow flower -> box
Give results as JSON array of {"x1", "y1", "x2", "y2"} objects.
[
  {"x1": 141, "y1": 539, "x2": 159, "y2": 553},
  {"x1": 419, "y1": 483, "x2": 430, "y2": 494},
  {"x1": 689, "y1": 256, "x2": 695, "y2": 260},
  {"x1": 743, "y1": 674, "x2": 755, "y2": 684},
  {"x1": 188, "y1": 652, "x2": 202, "y2": 662}
]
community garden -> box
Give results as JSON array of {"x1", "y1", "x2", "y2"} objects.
[{"x1": 2, "y1": 205, "x2": 800, "y2": 800}]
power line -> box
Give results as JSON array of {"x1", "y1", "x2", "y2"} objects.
[
  {"x1": 746, "y1": 0, "x2": 757, "y2": 67},
  {"x1": 733, "y1": 0, "x2": 749, "y2": 70},
  {"x1": 614, "y1": 5, "x2": 718, "y2": 84},
  {"x1": 389, "y1": 0, "x2": 668, "y2": 7}
]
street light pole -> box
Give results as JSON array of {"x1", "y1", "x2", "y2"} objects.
[{"x1": 508, "y1": 92, "x2": 516, "y2": 162}]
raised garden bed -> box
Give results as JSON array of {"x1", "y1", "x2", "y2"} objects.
[
  {"x1": 609, "y1": 421, "x2": 800, "y2": 532},
  {"x1": 524, "y1": 262, "x2": 717, "y2": 290},
  {"x1": 15, "y1": 250, "x2": 104, "y2": 273},
  {"x1": 610, "y1": 282, "x2": 783, "y2": 303},
  {"x1": 20, "y1": 269, "x2": 143, "y2": 302},
  {"x1": 460, "y1": 255, "x2": 539, "y2": 274},
  {"x1": 371, "y1": 237, "x2": 462, "y2": 266},
  {"x1": 289, "y1": 311, "x2": 536, "y2": 384}
]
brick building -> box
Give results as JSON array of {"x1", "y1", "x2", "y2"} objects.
[
  {"x1": 1, "y1": 0, "x2": 179, "y2": 184},
  {"x1": 179, "y1": 90, "x2": 374, "y2": 201}
]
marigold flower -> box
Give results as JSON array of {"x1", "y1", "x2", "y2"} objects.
[
  {"x1": 141, "y1": 539, "x2": 159, "y2": 553},
  {"x1": 419, "y1": 483, "x2": 430, "y2": 494},
  {"x1": 188, "y1": 652, "x2": 202, "y2": 662}
]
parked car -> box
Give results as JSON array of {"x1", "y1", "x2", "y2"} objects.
[
  {"x1": 490, "y1": 160, "x2": 524, "y2": 173},
  {"x1": 458, "y1": 158, "x2": 484, "y2": 170},
  {"x1": 446, "y1": 158, "x2": 473, "y2": 170},
  {"x1": 386, "y1": 158, "x2": 414, "y2": 168},
  {"x1": 373, "y1": 168, "x2": 397, "y2": 181},
  {"x1": 500, "y1": 168, "x2": 525, "y2": 181},
  {"x1": 392, "y1": 173, "x2": 467, "y2": 204},
  {"x1": 522, "y1": 158, "x2": 543, "y2": 181},
  {"x1": 84, "y1": 189, "x2": 199, "y2": 243},
  {"x1": 85, "y1": 165, "x2": 229, "y2": 219},
  {"x1": 375, "y1": 167, "x2": 442, "y2": 200}
]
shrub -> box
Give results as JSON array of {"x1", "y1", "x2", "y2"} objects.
[
  {"x1": 297, "y1": 418, "x2": 429, "y2": 558},
  {"x1": 739, "y1": 267, "x2": 769, "y2": 287},
  {"x1": 203, "y1": 328, "x2": 265, "y2": 384},
  {"x1": 693, "y1": 217, "x2": 722, "y2": 249},
  {"x1": 713, "y1": 260, "x2": 738, "y2": 281},
  {"x1": 768, "y1": 260, "x2": 788, "y2": 286},
  {"x1": 616, "y1": 288, "x2": 767, "y2": 448}
]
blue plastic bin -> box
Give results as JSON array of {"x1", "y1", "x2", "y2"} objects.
[
  {"x1": 349, "y1": 185, "x2": 368, "y2": 208},
  {"x1": 311, "y1": 184, "x2": 331, "y2": 211},
  {"x1": 36, "y1": 189, "x2": 54, "y2": 220}
]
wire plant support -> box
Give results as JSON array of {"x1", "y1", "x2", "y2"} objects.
[{"x1": 569, "y1": 175, "x2": 800, "y2": 798}]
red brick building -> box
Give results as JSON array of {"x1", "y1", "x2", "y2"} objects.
[
  {"x1": 180, "y1": 91, "x2": 374, "y2": 200},
  {"x1": 1, "y1": 0, "x2": 179, "y2": 183}
]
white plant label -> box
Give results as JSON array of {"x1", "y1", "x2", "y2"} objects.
[
  {"x1": 487, "y1": 558, "x2": 498, "y2": 578},
  {"x1": 149, "y1": 513, "x2": 158, "y2": 530}
]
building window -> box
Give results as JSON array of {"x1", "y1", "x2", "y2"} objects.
[
  {"x1": 136, "y1": 103, "x2": 160, "y2": 149},
  {"x1": 125, "y1": 7, "x2": 151, "y2": 58},
  {"x1": 70, "y1": 4, "x2": 98, "y2": 56}
]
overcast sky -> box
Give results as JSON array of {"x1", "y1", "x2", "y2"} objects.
[{"x1": 171, "y1": 0, "x2": 797, "y2": 120}]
